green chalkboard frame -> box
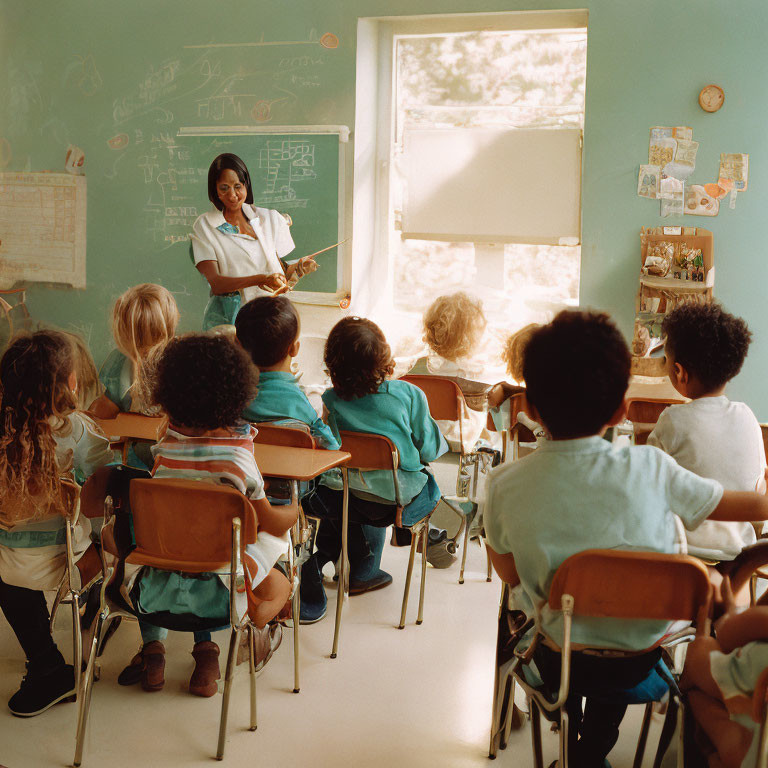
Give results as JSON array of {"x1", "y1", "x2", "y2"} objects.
[{"x1": 177, "y1": 125, "x2": 347, "y2": 303}]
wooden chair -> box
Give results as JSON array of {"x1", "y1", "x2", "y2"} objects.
[
  {"x1": 74, "y1": 479, "x2": 262, "y2": 765},
  {"x1": 252, "y1": 421, "x2": 316, "y2": 693},
  {"x1": 330, "y1": 430, "x2": 461, "y2": 658},
  {"x1": 92, "y1": 412, "x2": 167, "y2": 465},
  {"x1": 507, "y1": 549, "x2": 711, "y2": 768},
  {"x1": 757, "y1": 671, "x2": 768, "y2": 768}
]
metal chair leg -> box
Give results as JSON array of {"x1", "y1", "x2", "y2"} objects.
[
  {"x1": 530, "y1": 698, "x2": 545, "y2": 768},
  {"x1": 216, "y1": 626, "x2": 242, "y2": 760},
  {"x1": 416, "y1": 525, "x2": 428, "y2": 625},
  {"x1": 498, "y1": 678, "x2": 514, "y2": 750},
  {"x1": 248, "y1": 626, "x2": 257, "y2": 732},
  {"x1": 560, "y1": 708, "x2": 570, "y2": 768},
  {"x1": 399, "y1": 531, "x2": 419, "y2": 629},
  {"x1": 49, "y1": 582, "x2": 67, "y2": 631},
  {"x1": 677, "y1": 699, "x2": 685, "y2": 768},
  {"x1": 486, "y1": 543, "x2": 493, "y2": 582},
  {"x1": 292, "y1": 572, "x2": 301, "y2": 693},
  {"x1": 458, "y1": 515, "x2": 471, "y2": 584},
  {"x1": 488, "y1": 661, "x2": 503, "y2": 758},
  {"x1": 331, "y1": 468, "x2": 349, "y2": 659},
  {"x1": 73, "y1": 610, "x2": 105, "y2": 767},
  {"x1": 71, "y1": 593, "x2": 82, "y2": 698},
  {"x1": 633, "y1": 702, "x2": 654, "y2": 768}
]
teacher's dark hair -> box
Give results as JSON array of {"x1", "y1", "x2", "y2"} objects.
[{"x1": 208, "y1": 153, "x2": 254, "y2": 211}]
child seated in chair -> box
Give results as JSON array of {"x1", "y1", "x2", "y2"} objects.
[
  {"x1": 117, "y1": 334, "x2": 295, "y2": 698},
  {"x1": 234, "y1": 295, "x2": 339, "y2": 450},
  {"x1": 300, "y1": 317, "x2": 449, "y2": 621},
  {"x1": 648, "y1": 303, "x2": 765, "y2": 567},
  {"x1": 484, "y1": 310, "x2": 768, "y2": 768},
  {"x1": 682, "y1": 578, "x2": 768, "y2": 768}
]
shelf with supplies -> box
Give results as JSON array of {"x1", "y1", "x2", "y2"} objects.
[{"x1": 632, "y1": 226, "x2": 714, "y2": 376}]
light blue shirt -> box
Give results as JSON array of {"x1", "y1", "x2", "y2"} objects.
[
  {"x1": 99, "y1": 349, "x2": 133, "y2": 412},
  {"x1": 321, "y1": 379, "x2": 449, "y2": 504},
  {"x1": 485, "y1": 436, "x2": 723, "y2": 651},
  {"x1": 242, "y1": 371, "x2": 340, "y2": 450}
]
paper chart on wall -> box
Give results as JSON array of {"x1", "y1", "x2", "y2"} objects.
[
  {"x1": 718, "y1": 153, "x2": 749, "y2": 191},
  {"x1": 638, "y1": 165, "x2": 660, "y2": 199},
  {"x1": 0, "y1": 172, "x2": 87, "y2": 289}
]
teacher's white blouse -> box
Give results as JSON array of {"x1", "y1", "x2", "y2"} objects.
[{"x1": 191, "y1": 204, "x2": 296, "y2": 302}]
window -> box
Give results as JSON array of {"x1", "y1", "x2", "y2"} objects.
[{"x1": 353, "y1": 12, "x2": 588, "y2": 370}]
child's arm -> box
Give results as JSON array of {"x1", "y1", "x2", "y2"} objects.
[
  {"x1": 486, "y1": 546, "x2": 521, "y2": 587},
  {"x1": 409, "y1": 386, "x2": 449, "y2": 463},
  {"x1": 709, "y1": 491, "x2": 768, "y2": 523},
  {"x1": 250, "y1": 496, "x2": 298, "y2": 538}
]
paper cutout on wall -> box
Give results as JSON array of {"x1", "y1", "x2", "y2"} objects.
[
  {"x1": 659, "y1": 173, "x2": 683, "y2": 201},
  {"x1": 649, "y1": 135, "x2": 676, "y2": 169},
  {"x1": 638, "y1": 165, "x2": 660, "y2": 199},
  {"x1": 684, "y1": 184, "x2": 719, "y2": 216},
  {"x1": 718, "y1": 153, "x2": 749, "y2": 191}
]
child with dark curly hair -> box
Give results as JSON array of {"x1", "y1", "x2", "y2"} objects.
[
  {"x1": 648, "y1": 303, "x2": 765, "y2": 565},
  {"x1": 300, "y1": 317, "x2": 448, "y2": 619},
  {"x1": 117, "y1": 334, "x2": 296, "y2": 698}
]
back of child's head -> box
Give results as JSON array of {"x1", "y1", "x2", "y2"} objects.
[
  {"x1": 325, "y1": 317, "x2": 393, "y2": 401},
  {"x1": 235, "y1": 296, "x2": 299, "y2": 368},
  {"x1": 503, "y1": 323, "x2": 540, "y2": 384},
  {"x1": 153, "y1": 333, "x2": 258, "y2": 431},
  {"x1": 112, "y1": 283, "x2": 179, "y2": 410},
  {"x1": 662, "y1": 302, "x2": 751, "y2": 392},
  {"x1": 523, "y1": 310, "x2": 630, "y2": 439},
  {"x1": 423, "y1": 291, "x2": 486, "y2": 362},
  {"x1": 0, "y1": 330, "x2": 77, "y2": 523}
]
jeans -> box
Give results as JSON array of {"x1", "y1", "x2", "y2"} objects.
[
  {"x1": 533, "y1": 644, "x2": 662, "y2": 767},
  {"x1": 139, "y1": 622, "x2": 214, "y2": 645}
]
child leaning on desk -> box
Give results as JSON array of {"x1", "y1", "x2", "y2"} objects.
[
  {"x1": 484, "y1": 310, "x2": 768, "y2": 768},
  {"x1": 116, "y1": 334, "x2": 296, "y2": 698}
]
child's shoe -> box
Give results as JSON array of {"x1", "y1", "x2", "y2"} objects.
[
  {"x1": 189, "y1": 641, "x2": 220, "y2": 697},
  {"x1": 8, "y1": 660, "x2": 76, "y2": 717},
  {"x1": 349, "y1": 569, "x2": 393, "y2": 595},
  {"x1": 140, "y1": 641, "x2": 165, "y2": 692}
]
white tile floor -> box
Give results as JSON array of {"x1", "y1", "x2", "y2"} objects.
[{"x1": 0, "y1": 456, "x2": 678, "y2": 767}]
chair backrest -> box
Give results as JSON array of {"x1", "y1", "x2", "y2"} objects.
[
  {"x1": 401, "y1": 375, "x2": 463, "y2": 422},
  {"x1": 549, "y1": 549, "x2": 711, "y2": 622},
  {"x1": 338, "y1": 430, "x2": 399, "y2": 472},
  {"x1": 761, "y1": 424, "x2": 768, "y2": 466},
  {"x1": 252, "y1": 422, "x2": 315, "y2": 449},
  {"x1": 128, "y1": 478, "x2": 256, "y2": 573}
]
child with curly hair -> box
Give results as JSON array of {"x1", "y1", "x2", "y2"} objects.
[
  {"x1": 300, "y1": 317, "x2": 448, "y2": 619},
  {"x1": 0, "y1": 330, "x2": 112, "y2": 717},
  {"x1": 648, "y1": 303, "x2": 765, "y2": 565},
  {"x1": 117, "y1": 334, "x2": 295, "y2": 697}
]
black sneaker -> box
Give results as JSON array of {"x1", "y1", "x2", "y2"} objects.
[{"x1": 8, "y1": 663, "x2": 76, "y2": 717}]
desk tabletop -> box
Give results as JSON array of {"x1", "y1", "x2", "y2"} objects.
[
  {"x1": 92, "y1": 413, "x2": 167, "y2": 442},
  {"x1": 626, "y1": 376, "x2": 686, "y2": 404},
  {"x1": 252, "y1": 443, "x2": 350, "y2": 481}
]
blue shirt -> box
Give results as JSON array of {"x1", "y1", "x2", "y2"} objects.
[
  {"x1": 99, "y1": 349, "x2": 133, "y2": 412},
  {"x1": 242, "y1": 371, "x2": 340, "y2": 450},
  {"x1": 485, "y1": 436, "x2": 723, "y2": 651},
  {"x1": 321, "y1": 379, "x2": 449, "y2": 504}
]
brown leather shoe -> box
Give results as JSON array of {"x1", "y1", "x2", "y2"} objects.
[
  {"x1": 189, "y1": 641, "x2": 220, "y2": 698},
  {"x1": 140, "y1": 641, "x2": 166, "y2": 692}
]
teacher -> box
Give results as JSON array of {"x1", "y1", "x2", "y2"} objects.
[{"x1": 191, "y1": 152, "x2": 318, "y2": 330}]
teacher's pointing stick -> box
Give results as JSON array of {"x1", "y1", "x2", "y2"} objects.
[{"x1": 273, "y1": 238, "x2": 349, "y2": 295}]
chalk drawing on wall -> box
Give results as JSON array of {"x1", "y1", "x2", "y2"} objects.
[
  {"x1": 65, "y1": 55, "x2": 103, "y2": 96},
  {"x1": 0, "y1": 173, "x2": 87, "y2": 289},
  {"x1": 257, "y1": 139, "x2": 317, "y2": 208}
]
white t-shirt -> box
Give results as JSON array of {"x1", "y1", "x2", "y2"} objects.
[
  {"x1": 648, "y1": 397, "x2": 765, "y2": 560},
  {"x1": 191, "y1": 204, "x2": 295, "y2": 303},
  {"x1": 484, "y1": 436, "x2": 723, "y2": 651}
]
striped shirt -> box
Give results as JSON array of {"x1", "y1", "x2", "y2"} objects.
[{"x1": 151, "y1": 423, "x2": 280, "y2": 588}]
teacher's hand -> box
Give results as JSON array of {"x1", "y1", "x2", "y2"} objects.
[
  {"x1": 298, "y1": 255, "x2": 319, "y2": 276},
  {"x1": 258, "y1": 273, "x2": 290, "y2": 295}
]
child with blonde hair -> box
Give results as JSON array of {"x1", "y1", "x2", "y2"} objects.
[
  {"x1": 0, "y1": 330, "x2": 112, "y2": 717},
  {"x1": 90, "y1": 283, "x2": 179, "y2": 418}
]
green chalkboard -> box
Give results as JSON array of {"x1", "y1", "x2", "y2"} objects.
[{"x1": 168, "y1": 132, "x2": 341, "y2": 295}]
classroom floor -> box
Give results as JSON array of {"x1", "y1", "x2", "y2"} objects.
[{"x1": 0, "y1": 457, "x2": 677, "y2": 768}]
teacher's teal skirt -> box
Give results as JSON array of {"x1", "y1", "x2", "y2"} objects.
[{"x1": 202, "y1": 292, "x2": 241, "y2": 331}]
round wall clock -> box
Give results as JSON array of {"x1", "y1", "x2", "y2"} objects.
[{"x1": 699, "y1": 84, "x2": 725, "y2": 112}]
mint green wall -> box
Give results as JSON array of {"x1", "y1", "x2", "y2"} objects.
[{"x1": 1, "y1": 1, "x2": 767, "y2": 413}]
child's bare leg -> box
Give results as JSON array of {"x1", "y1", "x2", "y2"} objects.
[
  {"x1": 247, "y1": 569, "x2": 291, "y2": 629},
  {"x1": 681, "y1": 636, "x2": 722, "y2": 697},
  {"x1": 687, "y1": 690, "x2": 752, "y2": 768}
]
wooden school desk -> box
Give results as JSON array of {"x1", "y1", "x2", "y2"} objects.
[
  {"x1": 252, "y1": 443, "x2": 352, "y2": 677},
  {"x1": 92, "y1": 413, "x2": 167, "y2": 464}
]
